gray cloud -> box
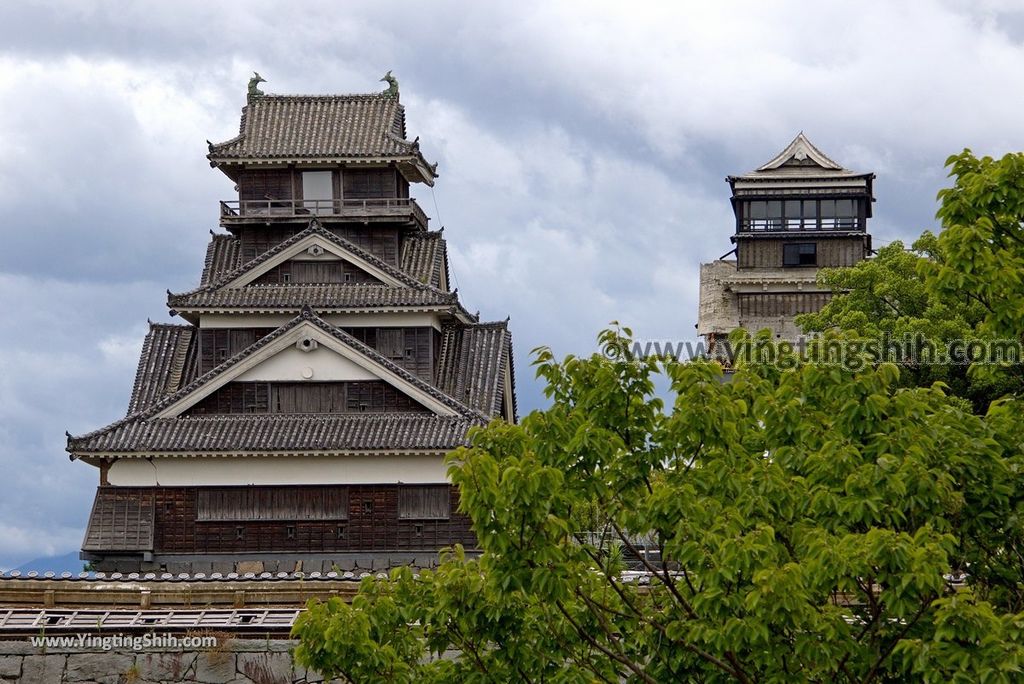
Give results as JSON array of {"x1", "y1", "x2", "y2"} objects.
[{"x1": 0, "y1": 0, "x2": 1021, "y2": 567}]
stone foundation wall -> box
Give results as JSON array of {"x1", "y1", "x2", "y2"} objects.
[{"x1": 0, "y1": 638, "x2": 334, "y2": 684}]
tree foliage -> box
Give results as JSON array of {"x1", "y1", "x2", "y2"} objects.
[
  {"x1": 797, "y1": 150, "x2": 1024, "y2": 409},
  {"x1": 293, "y1": 150, "x2": 1024, "y2": 682},
  {"x1": 294, "y1": 329, "x2": 1024, "y2": 682}
]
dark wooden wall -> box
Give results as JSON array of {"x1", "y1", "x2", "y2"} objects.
[
  {"x1": 184, "y1": 381, "x2": 430, "y2": 415},
  {"x1": 236, "y1": 168, "x2": 410, "y2": 203},
  {"x1": 737, "y1": 237, "x2": 866, "y2": 269},
  {"x1": 112, "y1": 484, "x2": 474, "y2": 554},
  {"x1": 238, "y1": 170, "x2": 293, "y2": 201},
  {"x1": 737, "y1": 292, "x2": 833, "y2": 319},
  {"x1": 198, "y1": 329, "x2": 275, "y2": 373},
  {"x1": 342, "y1": 327, "x2": 435, "y2": 381}
]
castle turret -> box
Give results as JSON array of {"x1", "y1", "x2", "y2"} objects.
[{"x1": 698, "y1": 133, "x2": 875, "y2": 349}]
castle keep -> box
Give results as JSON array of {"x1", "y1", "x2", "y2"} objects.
[{"x1": 68, "y1": 74, "x2": 516, "y2": 573}]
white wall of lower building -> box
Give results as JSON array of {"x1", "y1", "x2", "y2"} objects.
[{"x1": 107, "y1": 453, "x2": 449, "y2": 486}]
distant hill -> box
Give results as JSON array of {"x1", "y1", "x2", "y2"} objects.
[{"x1": 12, "y1": 551, "x2": 84, "y2": 575}]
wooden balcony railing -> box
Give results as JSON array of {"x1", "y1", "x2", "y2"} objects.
[{"x1": 220, "y1": 198, "x2": 429, "y2": 228}]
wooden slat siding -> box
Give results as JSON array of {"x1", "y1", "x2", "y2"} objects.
[
  {"x1": 197, "y1": 487, "x2": 349, "y2": 521},
  {"x1": 737, "y1": 237, "x2": 866, "y2": 269},
  {"x1": 238, "y1": 170, "x2": 293, "y2": 202},
  {"x1": 342, "y1": 169, "x2": 398, "y2": 199},
  {"x1": 251, "y1": 260, "x2": 382, "y2": 285},
  {"x1": 185, "y1": 381, "x2": 430, "y2": 416},
  {"x1": 82, "y1": 488, "x2": 155, "y2": 552},
  {"x1": 238, "y1": 226, "x2": 399, "y2": 265},
  {"x1": 197, "y1": 329, "x2": 275, "y2": 374},
  {"x1": 128, "y1": 486, "x2": 475, "y2": 555},
  {"x1": 398, "y1": 486, "x2": 450, "y2": 520},
  {"x1": 737, "y1": 292, "x2": 833, "y2": 319},
  {"x1": 342, "y1": 327, "x2": 435, "y2": 381},
  {"x1": 336, "y1": 227, "x2": 400, "y2": 266}
]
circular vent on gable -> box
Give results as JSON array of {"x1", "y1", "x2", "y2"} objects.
[
  {"x1": 307, "y1": 245, "x2": 325, "y2": 257},
  {"x1": 296, "y1": 337, "x2": 319, "y2": 352}
]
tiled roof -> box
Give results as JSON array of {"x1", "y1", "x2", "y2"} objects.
[
  {"x1": 199, "y1": 229, "x2": 450, "y2": 290},
  {"x1": 127, "y1": 324, "x2": 196, "y2": 415},
  {"x1": 400, "y1": 232, "x2": 448, "y2": 288},
  {"x1": 192, "y1": 221, "x2": 428, "y2": 292},
  {"x1": 207, "y1": 94, "x2": 437, "y2": 182},
  {"x1": 169, "y1": 283, "x2": 459, "y2": 312},
  {"x1": 201, "y1": 234, "x2": 241, "y2": 287},
  {"x1": 436, "y1": 321, "x2": 515, "y2": 417},
  {"x1": 69, "y1": 309, "x2": 488, "y2": 456},
  {"x1": 70, "y1": 413, "x2": 477, "y2": 454},
  {"x1": 174, "y1": 222, "x2": 457, "y2": 312},
  {"x1": 729, "y1": 132, "x2": 872, "y2": 182}
]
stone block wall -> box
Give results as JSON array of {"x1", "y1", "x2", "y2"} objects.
[{"x1": 0, "y1": 638, "x2": 337, "y2": 684}]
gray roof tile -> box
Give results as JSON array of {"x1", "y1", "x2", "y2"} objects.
[
  {"x1": 128, "y1": 324, "x2": 196, "y2": 415},
  {"x1": 69, "y1": 309, "x2": 490, "y2": 456},
  {"x1": 207, "y1": 95, "x2": 436, "y2": 181},
  {"x1": 201, "y1": 234, "x2": 241, "y2": 287},
  {"x1": 400, "y1": 232, "x2": 448, "y2": 288},
  {"x1": 436, "y1": 322, "x2": 515, "y2": 417},
  {"x1": 71, "y1": 414, "x2": 477, "y2": 454},
  {"x1": 169, "y1": 283, "x2": 459, "y2": 312}
]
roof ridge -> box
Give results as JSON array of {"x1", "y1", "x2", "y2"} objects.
[
  {"x1": 148, "y1": 322, "x2": 193, "y2": 330},
  {"x1": 256, "y1": 93, "x2": 401, "y2": 100}
]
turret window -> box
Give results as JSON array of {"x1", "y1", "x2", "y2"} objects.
[
  {"x1": 783, "y1": 243, "x2": 817, "y2": 267},
  {"x1": 743, "y1": 199, "x2": 859, "y2": 232}
]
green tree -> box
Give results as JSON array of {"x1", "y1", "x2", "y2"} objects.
[
  {"x1": 797, "y1": 150, "x2": 1024, "y2": 409},
  {"x1": 294, "y1": 329, "x2": 1024, "y2": 682},
  {"x1": 292, "y1": 151, "x2": 1024, "y2": 682},
  {"x1": 927, "y1": 150, "x2": 1024, "y2": 342},
  {"x1": 793, "y1": 236, "x2": 1005, "y2": 409}
]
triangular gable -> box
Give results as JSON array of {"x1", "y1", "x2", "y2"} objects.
[
  {"x1": 756, "y1": 132, "x2": 843, "y2": 172},
  {"x1": 227, "y1": 234, "x2": 394, "y2": 288},
  {"x1": 152, "y1": 310, "x2": 477, "y2": 419},
  {"x1": 181, "y1": 220, "x2": 432, "y2": 297}
]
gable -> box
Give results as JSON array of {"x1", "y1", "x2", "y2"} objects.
[
  {"x1": 756, "y1": 133, "x2": 843, "y2": 172},
  {"x1": 236, "y1": 344, "x2": 378, "y2": 382},
  {"x1": 250, "y1": 256, "x2": 385, "y2": 285},
  {"x1": 228, "y1": 233, "x2": 404, "y2": 288},
  {"x1": 154, "y1": 319, "x2": 462, "y2": 418}
]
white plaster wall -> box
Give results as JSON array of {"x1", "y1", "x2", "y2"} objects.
[
  {"x1": 107, "y1": 454, "x2": 449, "y2": 486},
  {"x1": 235, "y1": 345, "x2": 377, "y2": 382}
]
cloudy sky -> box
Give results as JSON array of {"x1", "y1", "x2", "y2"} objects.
[{"x1": 0, "y1": 0, "x2": 1022, "y2": 568}]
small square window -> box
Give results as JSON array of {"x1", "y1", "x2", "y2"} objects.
[
  {"x1": 783, "y1": 243, "x2": 817, "y2": 267},
  {"x1": 286, "y1": 525, "x2": 296, "y2": 540},
  {"x1": 336, "y1": 524, "x2": 347, "y2": 540},
  {"x1": 235, "y1": 526, "x2": 245, "y2": 541},
  {"x1": 362, "y1": 500, "x2": 374, "y2": 515}
]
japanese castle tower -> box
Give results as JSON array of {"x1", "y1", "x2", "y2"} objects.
[
  {"x1": 68, "y1": 74, "x2": 516, "y2": 573},
  {"x1": 697, "y1": 133, "x2": 875, "y2": 347}
]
